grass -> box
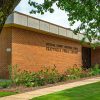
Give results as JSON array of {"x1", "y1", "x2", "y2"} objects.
[
  {"x1": 32, "y1": 82, "x2": 100, "y2": 100},
  {"x1": 0, "y1": 92, "x2": 17, "y2": 97}
]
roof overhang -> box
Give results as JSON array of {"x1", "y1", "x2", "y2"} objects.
[{"x1": 4, "y1": 11, "x2": 100, "y2": 48}]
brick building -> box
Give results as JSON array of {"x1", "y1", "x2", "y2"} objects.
[{"x1": 0, "y1": 12, "x2": 100, "y2": 78}]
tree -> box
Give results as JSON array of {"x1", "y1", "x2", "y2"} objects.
[
  {"x1": 0, "y1": 0, "x2": 21, "y2": 33},
  {"x1": 28, "y1": 0, "x2": 100, "y2": 43},
  {"x1": 0, "y1": 0, "x2": 100, "y2": 45}
]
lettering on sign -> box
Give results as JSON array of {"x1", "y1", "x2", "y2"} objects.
[{"x1": 46, "y1": 43, "x2": 78, "y2": 54}]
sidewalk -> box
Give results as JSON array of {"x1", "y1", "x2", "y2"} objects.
[{"x1": 0, "y1": 77, "x2": 100, "y2": 100}]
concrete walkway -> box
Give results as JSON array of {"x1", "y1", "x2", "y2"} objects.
[{"x1": 0, "y1": 77, "x2": 100, "y2": 100}]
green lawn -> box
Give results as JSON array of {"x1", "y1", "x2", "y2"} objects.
[
  {"x1": 32, "y1": 82, "x2": 100, "y2": 100},
  {"x1": 0, "y1": 92, "x2": 16, "y2": 97}
]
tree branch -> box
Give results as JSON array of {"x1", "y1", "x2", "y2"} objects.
[{"x1": 0, "y1": 0, "x2": 21, "y2": 33}]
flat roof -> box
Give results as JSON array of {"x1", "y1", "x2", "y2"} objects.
[{"x1": 5, "y1": 11, "x2": 89, "y2": 42}]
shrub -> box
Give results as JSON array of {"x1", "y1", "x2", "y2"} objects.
[
  {"x1": 29, "y1": 66, "x2": 61, "y2": 86},
  {"x1": 13, "y1": 70, "x2": 34, "y2": 86},
  {"x1": 9, "y1": 65, "x2": 61, "y2": 87},
  {"x1": 8, "y1": 64, "x2": 100, "y2": 87},
  {"x1": 41, "y1": 66, "x2": 60, "y2": 84},
  {"x1": 0, "y1": 80, "x2": 12, "y2": 88},
  {"x1": 80, "y1": 69, "x2": 91, "y2": 78},
  {"x1": 65, "y1": 67, "x2": 83, "y2": 80},
  {"x1": 89, "y1": 64, "x2": 100, "y2": 76},
  {"x1": 8, "y1": 64, "x2": 19, "y2": 82}
]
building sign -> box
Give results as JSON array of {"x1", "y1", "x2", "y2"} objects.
[{"x1": 46, "y1": 43, "x2": 78, "y2": 54}]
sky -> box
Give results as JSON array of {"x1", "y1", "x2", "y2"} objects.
[{"x1": 15, "y1": 0, "x2": 80, "y2": 29}]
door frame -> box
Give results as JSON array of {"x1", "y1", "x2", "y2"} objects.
[{"x1": 82, "y1": 47, "x2": 91, "y2": 69}]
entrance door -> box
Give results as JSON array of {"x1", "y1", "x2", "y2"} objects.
[{"x1": 82, "y1": 47, "x2": 91, "y2": 68}]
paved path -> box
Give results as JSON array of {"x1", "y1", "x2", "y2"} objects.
[{"x1": 0, "y1": 77, "x2": 100, "y2": 100}]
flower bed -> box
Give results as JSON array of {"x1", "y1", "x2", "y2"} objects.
[{"x1": 0, "y1": 64, "x2": 100, "y2": 89}]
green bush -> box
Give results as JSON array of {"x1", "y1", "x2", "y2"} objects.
[
  {"x1": 27, "y1": 66, "x2": 61, "y2": 86},
  {"x1": 89, "y1": 64, "x2": 100, "y2": 76},
  {"x1": 65, "y1": 67, "x2": 83, "y2": 80},
  {"x1": 0, "y1": 80, "x2": 12, "y2": 88},
  {"x1": 8, "y1": 64, "x2": 100, "y2": 87},
  {"x1": 9, "y1": 65, "x2": 61, "y2": 87},
  {"x1": 80, "y1": 70, "x2": 91, "y2": 78},
  {"x1": 13, "y1": 70, "x2": 34, "y2": 86}
]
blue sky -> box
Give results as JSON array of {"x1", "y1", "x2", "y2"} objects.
[{"x1": 15, "y1": 0, "x2": 80, "y2": 29}]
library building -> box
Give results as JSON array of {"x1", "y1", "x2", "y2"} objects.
[{"x1": 0, "y1": 12, "x2": 100, "y2": 78}]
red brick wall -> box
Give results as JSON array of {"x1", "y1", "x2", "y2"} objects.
[
  {"x1": 0, "y1": 27, "x2": 12, "y2": 78},
  {"x1": 91, "y1": 48, "x2": 100, "y2": 65},
  {"x1": 1, "y1": 27, "x2": 100, "y2": 78},
  {"x1": 12, "y1": 27, "x2": 82, "y2": 73}
]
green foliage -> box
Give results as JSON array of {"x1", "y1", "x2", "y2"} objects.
[
  {"x1": 8, "y1": 64, "x2": 100, "y2": 87},
  {"x1": 0, "y1": 80, "x2": 12, "y2": 88},
  {"x1": 80, "y1": 69, "x2": 91, "y2": 78},
  {"x1": 65, "y1": 67, "x2": 82, "y2": 80},
  {"x1": 8, "y1": 65, "x2": 13, "y2": 80},
  {"x1": 0, "y1": 0, "x2": 21, "y2": 33},
  {"x1": 9, "y1": 65, "x2": 61, "y2": 87},
  {"x1": 89, "y1": 64, "x2": 100, "y2": 76},
  {"x1": 0, "y1": 0, "x2": 100, "y2": 46},
  {"x1": 29, "y1": 0, "x2": 100, "y2": 45},
  {"x1": 8, "y1": 64, "x2": 20, "y2": 84},
  {"x1": 16, "y1": 70, "x2": 35, "y2": 87},
  {"x1": 63, "y1": 67, "x2": 91, "y2": 80}
]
